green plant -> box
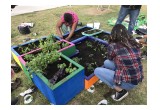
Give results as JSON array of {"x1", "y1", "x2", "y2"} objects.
[
  {"x1": 86, "y1": 41, "x2": 92, "y2": 48},
  {"x1": 72, "y1": 57, "x2": 82, "y2": 63},
  {"x1": 100, "y1": 45, "x2": 105, "y2": 51},
  {"x1": 26, "y1": 34, "x2": 62, "y2": 75},
  {"x1": 65, "y1": 63, "x2": 77, "y2": 74},
  {"x1": 61, "y1": 42, "x2": 69, "y2": 48},
  {"x1": 24, "y1": 54, "x2": 35, "y2": 61},
  {"x1": 26, "y1": 51, "x2": 61, "y2": 74},
  {"x1": 18, "y1": 46, "x2": 31, "y2": 54},
  {"x1": 87, "y1": 63, "x2": 95, "y2": 72},
  {"x1": 39, "y1": 36, "x2": 60, "y2": 53},
  {"x1": 57, "y1": 63, "x2": 67, "y2": 69},
  {"x1": 95, "y1": 35, "x2": 99, "y2": 38}
]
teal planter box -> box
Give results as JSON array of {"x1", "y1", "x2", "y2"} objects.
[{"x1": 30, "y1": 54, "x2": 85, "y2": 105}]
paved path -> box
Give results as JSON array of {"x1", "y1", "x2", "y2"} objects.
[{"x1": 11, "y1": 5, "x2": 66, "y2": 16}]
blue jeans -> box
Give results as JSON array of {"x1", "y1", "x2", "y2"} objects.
[
  {"x1": 94, "y1": 60, "x2": 136, "y2": 90},
  {"x1": 116, "y1": 6, "x2": 140, "y2": 34}
]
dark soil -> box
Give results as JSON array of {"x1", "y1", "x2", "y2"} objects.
[
  {"x1": 93, "y1": 32, "x2": 110, "y2": 41},
  {"x1": 73, "y1": 38, "x2": 108, "y2": 76},
  {"x1": 63, "y1": 27, "x2": 92, "y2": 41},
  {"x1": 44, "y1": 57, "x2": 71, "y2": 84}
]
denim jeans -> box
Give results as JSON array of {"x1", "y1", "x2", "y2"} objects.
[
  {"x1": 94, "y1": 60, "x2": 136, "y2": 90},
  {"x1": 116, "y1": 6, "x2": 140, "y2": 34},
  {"x1": 61, "y1": 24, "x2": 71, "y2": 34}
]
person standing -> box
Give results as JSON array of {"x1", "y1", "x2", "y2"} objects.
[
  {"x1": 56, "y1": 11, "x2": 79, "y2": 41},
  {"x1": 116, "y1": 5, "x2": 142, "y2": 35},
  {"x1": 94, "y1": 24, "x2": 143, "y2": 101}
]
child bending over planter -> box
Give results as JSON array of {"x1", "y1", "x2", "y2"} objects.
[
  {"x1": 56, "y1": 11, "x2": 79, "y2": 41},
  {"x1": 94, "y1": 24, "x2": 144, "y2": 101}
]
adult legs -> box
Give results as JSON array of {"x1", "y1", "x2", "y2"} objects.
[
  {"x1": 116, "y1": 6, "x2": 129, "y2": 25},
  {"x1": 128, "y1": 9, "x2": 140, "y2": 34},
  {"x1": 95, "y1": 60, "x2": 136, "y2": 90},
  {"x1": 94, "y1": 59, "x2": 136, "y2": 101}
]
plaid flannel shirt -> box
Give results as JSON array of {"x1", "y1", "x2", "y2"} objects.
[{"x1": 107, "y1": 43, "x2": 143, "y2": 85}]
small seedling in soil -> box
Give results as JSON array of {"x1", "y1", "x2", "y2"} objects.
[
  {"x1": 72, "y1": 57, "x2": 82, "y2": 64},
  {"x1": 65, "y1": 63, "x2": 77, "y2": 74}
]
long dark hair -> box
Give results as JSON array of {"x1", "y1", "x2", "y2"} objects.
[
  {"x1": 64, "y1": 13, "x2": 73, "y2": 24},
  {"x1": 108, "y1": 24, "x2": 142, "y2": 48}
]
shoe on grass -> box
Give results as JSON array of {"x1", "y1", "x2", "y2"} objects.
[
  {"x1": 19, "y1": 85, "x2": 37, "y2": 96},
  {"x1": 97, "y1": 99, "x2": 108, "y2": 105},
  {"x1": 111, "y1": 89, "x2": 128, "y2": 101}
]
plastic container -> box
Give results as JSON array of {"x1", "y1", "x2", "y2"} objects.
[{"x1": 82, "y1": 28, "x2": 103, "y2": 36}]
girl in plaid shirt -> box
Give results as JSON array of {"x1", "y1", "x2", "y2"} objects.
[{"x1": 94, "y1": 24, "x2": 144, "y2": 101}]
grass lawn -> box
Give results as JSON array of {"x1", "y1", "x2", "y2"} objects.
[{"x1": 11, "y1": 5, "x2": 147, "y2": 105}]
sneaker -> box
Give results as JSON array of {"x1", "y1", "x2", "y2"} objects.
[
  {"x1": 111, "y1": 89, "x2": 128, "y2": 101},
  {"x1": 97, "y1": 99, "x2": 108, "y2": 105},
  {"x1": 19, "y1": 85, "x2": 37, "y2": 96}
]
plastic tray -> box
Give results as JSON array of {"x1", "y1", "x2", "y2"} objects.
[{"x1": 82, "y1": 28, "x2": 103, "y2": 36}]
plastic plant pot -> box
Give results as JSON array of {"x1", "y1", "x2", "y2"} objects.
[{"x1": 82, "y1": 28, "x2": 103, "y2": 36}]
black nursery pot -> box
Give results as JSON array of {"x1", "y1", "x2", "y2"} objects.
[{"x1": 18, "y1": 25, "x2": 31, "y2": 35}]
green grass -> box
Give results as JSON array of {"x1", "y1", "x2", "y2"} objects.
[{"x1": 11, "y1": 5, "x2": 147, "y2": 105}]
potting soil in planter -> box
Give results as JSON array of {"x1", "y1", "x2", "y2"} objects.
[
  {"x1": 43, "y1": 57, "x2": 76, "y2": 85},
  {"x1": 73, "y1": 39, "x2": 108, "y2": 77},
  {"x1": 63, "y1": 26, "x2": 92, "y2": 41}
]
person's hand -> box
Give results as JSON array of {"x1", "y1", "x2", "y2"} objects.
[
  {"x1": 65, "y1": 37, "x2": 70, "y2": 41},
  {"x1": 59, "y1": 35, "x2": 63, "y2": 39}
]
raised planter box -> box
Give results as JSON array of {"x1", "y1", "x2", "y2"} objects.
[
  {"x1": 71, "y1": 37, "x2": 108, "y2": 89},
  {"x1": 17, "y1": 39, "x2": 76, "y2": 80},
  {"x1": 11, "y1": 35, "x2": 57, "y2": 69},
  {"x1": 29, "y1": 54, "x2": 84, "y2": 105},
  {"x1": 11, "y1": 37, "x2": 76, "y2": 70}
]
